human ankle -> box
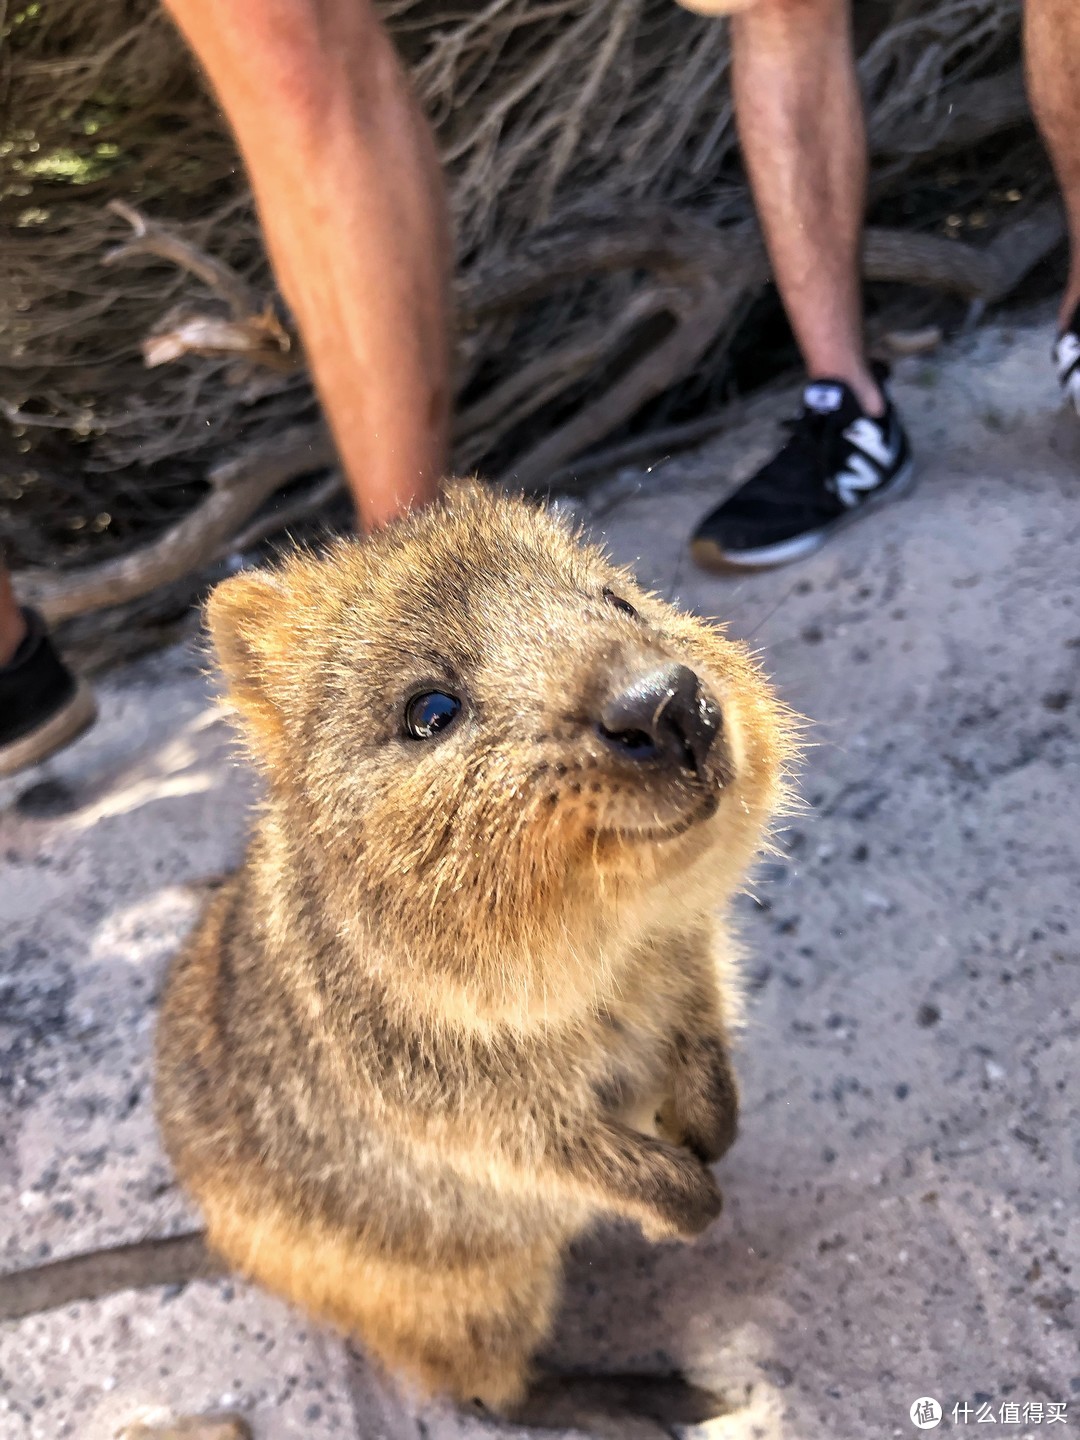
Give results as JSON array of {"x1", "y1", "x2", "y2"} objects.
[
  {"x1": 806, "y1": 368, "x2": 884, "y2": 418},
  {"x1": 0, "y1": 609, "x2": 28, "y2": 668},
  {"x1": 0, "y1": 576, "x2": 28, "y2": 666},
  {"x1": 1059, "y1": 285, "x2": 1080, "y2": 335},
  {"x1": 856, "y1": 379, "x2": 886, "y2": 419}
]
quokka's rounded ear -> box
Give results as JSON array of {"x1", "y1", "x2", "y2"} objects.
[{"x1": 205, "y1": 568, "x2": 292, "y2": 751}]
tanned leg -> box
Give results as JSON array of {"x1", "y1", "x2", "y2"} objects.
[
  {"x1": 730, "y1": 0, "x2": 882, "y2": 414},
  {"x1": 1024, "y1": 0, "x2": 1080, "y2": 326},
  {"x1": 162, "y1": 0, "x2": 450, "y2": 530},
  {"x1": 0, "y1": 568, "x2": 27, "y2": 666}
]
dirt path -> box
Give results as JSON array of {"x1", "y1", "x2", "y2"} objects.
[{"x1": 1, "y1": 317, "x2": 1077, "y2": 1440}]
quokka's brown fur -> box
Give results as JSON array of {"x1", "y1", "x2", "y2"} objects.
[{"x1": 155, "y1": 482, "x2": 796, "y2": 1417}]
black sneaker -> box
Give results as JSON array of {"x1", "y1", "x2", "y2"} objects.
[
  {"x1": 0, "y1": 608, "x2": 97, "y2": 777},
  {"x1": 691, "y1": 373, "x2": 915, "y2": 572},
  {"x1": 1053, "y1": 301, "x2": 1080, "y2": 416}
]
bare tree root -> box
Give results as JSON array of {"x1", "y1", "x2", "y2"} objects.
[
  {"x1": 870, "y1": 66, "x2": 1030, "y2": 162},
  {"x1": 17, "y1": 426, "x2": 332, "y2": 624},
  {"x1": 501, "y1": 272, "x2": 761, "y2": 491},
  {"x1": 864, "y1": 201, "x2": 1066, "y2": 302}
]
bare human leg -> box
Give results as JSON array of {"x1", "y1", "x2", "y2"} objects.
[
  {"x1": 729, "y1": 0, "x2": 881, "y2": 413},
  {"x1": 1024, "y1": 0, "x2": 1080, "y2": 329},
  {"x1": 163, "y1": 0, "x2": 452, "y2": 530},
  {"x1": 0, "y1": 568, "x2": 27, "y2": 666},
  {"x1": 688, "y1": 0, "x2": 915, "y2": 572}
]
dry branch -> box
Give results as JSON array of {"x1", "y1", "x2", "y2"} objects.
[
  {"x1": 103, "y1": 200, "x2": 263, "y2": 320},
  {"x1": 870, "y1": 66, "x2": 1030, "y2": 160},
  {"x1": 104, "y1": 201, "x2": 301, "y2": 373},
  {"x1": 16, "y1": 426, "x2": 332, "y2": 625},
  {"x1": 141, "y1": 310, "x2": 300, "y2": 374}
]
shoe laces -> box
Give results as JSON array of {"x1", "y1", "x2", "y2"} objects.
[{"x1": 747, "y1": 405, "x2": 852, "y2": 510}]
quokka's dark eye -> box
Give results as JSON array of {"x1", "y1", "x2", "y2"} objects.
[
  {"x1": 404, "y1": 691, "x2": 461, "y2": 740},
  {"x1": 603, "y1": 587, "x2": 639, "y2": 620}
]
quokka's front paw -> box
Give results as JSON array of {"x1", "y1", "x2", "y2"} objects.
[
  {"x1": 681, "y1": 1102, "x2": 738, "y2": 1167},
  {"x1": 639, "y1": 1154, "x2": 723, "y2": 1243},
  {"x1": 656, "y1": 1095, "x2": 736, "y2": 1165},
  {"x1": 667, "y1": 1038, "x2": 740, "y2": 1165}
]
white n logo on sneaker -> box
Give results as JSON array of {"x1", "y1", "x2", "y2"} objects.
[
  {"x1": 1055, "y1": 332, "x2": 1080, "y2": 415},
  {"x1": 844, "y1": 417, "x2": 896, "y2": 467},
  {"x1": 833, "y1": 417, "x2": 898, "y2": 507},
  {"x1": 1055, "y1": 331, "x2": 1080, "y2": 384},
  {"x1": 833, "y1": 453, "x2": 882, "y2": 507}
]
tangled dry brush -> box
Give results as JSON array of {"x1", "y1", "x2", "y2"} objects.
[{"x1": 0, "y1": 0, "x2": 1062, "y2": 628}]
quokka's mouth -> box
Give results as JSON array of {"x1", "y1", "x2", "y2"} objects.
[{"x1": 602, "y1": 787, "x2": 722, "y2": 843}]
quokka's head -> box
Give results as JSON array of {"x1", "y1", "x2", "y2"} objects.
[{"x1": 207, "y1": 483, "x2": 796, "y2": 996}]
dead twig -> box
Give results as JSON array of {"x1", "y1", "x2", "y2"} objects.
[
  {"x1": 104, "y1": 202, "x2": 300, "y2": 373},
  {"x1": 103, "y1": 200, "x2": 263, "y2": 321},
  {"x1": 142, "y1": 309, "x2": 301, "y2": 375}
]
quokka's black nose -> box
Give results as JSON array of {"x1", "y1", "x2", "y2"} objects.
[{"x1": 597, "y1": 663, "x2": 721, "y2": 774}]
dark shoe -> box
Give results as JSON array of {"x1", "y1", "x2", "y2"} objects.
[
  {"x1": 691, "y1": 372, "x2": 915, "y2": 572},
  {"x1": 1054, "y1": 300, "x2": 1080, "y2": 416},
  {"x1": 0, "y1": 608, "x2": 97, "y2": 777}
]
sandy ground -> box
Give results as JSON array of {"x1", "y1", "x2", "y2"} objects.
[{"x1": 1, "y1": 317, "x2": 1078, "y2": 1440}]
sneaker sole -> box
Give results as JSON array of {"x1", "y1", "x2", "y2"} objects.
[
  {"x1": 0, "y1": 680, "x2": 98, "y2": 778},
  {"x1": 691, "y1": 456, "x2": 918, "y2": 574}
]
